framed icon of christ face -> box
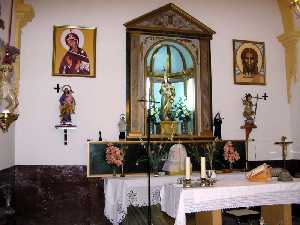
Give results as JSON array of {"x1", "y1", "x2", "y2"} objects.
[
  {"x1": 52, "y1": 25, "x2": 96, "y2": 77},
  {"x1": 233, "y1": 39, "x2": 266, "y2": 85}
]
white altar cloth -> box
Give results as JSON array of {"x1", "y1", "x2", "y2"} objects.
[
  {"x1": 160, "y1": 174, "x2": 300, "y2": 225},
  {"x1": 104, "y1": 174, "x2": 180, "y2": 225}
]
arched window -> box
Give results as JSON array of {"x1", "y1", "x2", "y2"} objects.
[{"x1": 145, "y1": 41, "x2": 195, "y2": 134}]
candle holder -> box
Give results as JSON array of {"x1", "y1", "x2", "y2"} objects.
[
  {"x1": 183, "y1": 178, "x2": 192, "y2": 188},
  {"x1": 200, "y1": 178, "x2": 207, "y2": 187},
  {"x1": 198, "y1": 177, "x2": 216, "y2": 187},
  {"x1": 120, "y1": 164, "x2": 125, "y2": 177}
]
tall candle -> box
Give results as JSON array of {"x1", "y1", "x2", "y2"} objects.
[
  {"x1": 185, "y1": 157, "x2": 191, "y2": 180},
  {"x1": 200, "y1": 157, "x2": 206, "y2": 178}
]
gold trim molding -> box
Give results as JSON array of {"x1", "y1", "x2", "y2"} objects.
[
  {"x1": 277, "y1": 0, "x2": 300, "y2": 103},
  {"x1": 278, "y1": 31, "x2": 300, "y2": 102},
  {"x1": 14, "y1": 0, "x2": 35, "y2": 95}
]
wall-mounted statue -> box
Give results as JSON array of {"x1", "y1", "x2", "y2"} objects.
[
  {"x1": 241, "y1": 92, "x2": 268, "y2": 140},
  {"x1": 59, "y1": 85, "x2": 76, "y2": 125},
  {"x1": 242, "y1": 93, "x2": 255, "y2": 125}
]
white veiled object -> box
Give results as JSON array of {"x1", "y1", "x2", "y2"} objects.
[{"x1": 162, "y1": 144, "x2": 187, "y2": 174}]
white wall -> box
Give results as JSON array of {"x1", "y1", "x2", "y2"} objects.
[
  {"x1": 15, "y1": 0, "x2": 291, "y2": 165},
  {"x1": 0, "y1": 0, "x2": 15, "y2": 170},
  {"x1": 0, "y1": 127, "x2": 15, "y2": 170}
]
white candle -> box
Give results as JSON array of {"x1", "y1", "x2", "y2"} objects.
[
  {"x1": 185, "y1": 157, "x2": 191, "y2": 180},
  {"x1": 200, "y1": 157, "x2": 206, "y2": 178}
]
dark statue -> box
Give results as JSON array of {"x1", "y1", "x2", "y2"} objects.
[{"x1": 213, "y1": 112, "x2": 222, "y2": 139}]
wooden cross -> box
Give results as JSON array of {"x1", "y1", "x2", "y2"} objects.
[
  {"x1": 262, "y1": 92, "x2": 268, "y2": 100},
  {"x1": 274, "y1": 136, "x2": 293, "y2": 169},
  {"x1": 54, "y1": 84, "x2": 60, "y2": 93}
]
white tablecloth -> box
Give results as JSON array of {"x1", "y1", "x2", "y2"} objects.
[
  {"x1": 160, "y1": 174, "x2": 300, "y2": 225},
  {"x1": 104, "y1": 174, "x2": 180, "y2": 225}
]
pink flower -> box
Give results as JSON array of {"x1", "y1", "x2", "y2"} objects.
[
  {"x1": 223, "y1": 141, "x2": 240, "y2": 164},
  {"x1": 105, "y1": 144, "x2": 123, "y2": 167}
]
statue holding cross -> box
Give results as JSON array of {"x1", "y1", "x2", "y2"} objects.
[{"x1": 241, "y1": 92, "x2": 268, "y2": 140}]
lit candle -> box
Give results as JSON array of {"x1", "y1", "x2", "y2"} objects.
[
  {"x1": 200, "y1": 157, "x2": 206, "y2": 178},
  {"x1": 185, "y1": 157, "x2": 191, "y2": 180}
]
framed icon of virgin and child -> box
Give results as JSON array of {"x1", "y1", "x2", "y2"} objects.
[
  {"x1": 52, "y1": 25, "x2": 96, "y2": 77},
  {"x1": 233, "y1": 39, "x2": 266, "y2": 85}
]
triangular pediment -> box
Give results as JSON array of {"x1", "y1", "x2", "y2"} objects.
[{"x1": 124, "y1": 3, "x2": 215, "y2": 36}]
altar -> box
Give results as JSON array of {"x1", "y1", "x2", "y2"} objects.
[{"x1": 104, "y1": 173, "x2": 300, "y2": 225}]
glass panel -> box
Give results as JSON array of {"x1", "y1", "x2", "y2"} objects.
[{"x1": 146, "y1": 40, "x2": 195, "y2": 135}]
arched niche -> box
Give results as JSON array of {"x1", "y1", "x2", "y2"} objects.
[{"x1": 124, "y1": 3, "x2": 215, "y2": 139}]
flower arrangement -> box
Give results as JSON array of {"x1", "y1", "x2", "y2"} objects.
[
  {"x1": 149, "y1": 103, "x2": 160, "y2": 124},
  {"x1": 206, "y1": 140, "x2": 217, "y2": 170},
  {"x1": 174, "y1": 97, "x2": 191, "y2": 121},
  {"x1": 136, "y1": 142, "x2": 168, "y2": 175},
  {"x1": 223, "y1": 141, "x2": 240, "y2": 169},
  {"x1": 106, "y1": 143, "x2": 123, "y2": 167}
]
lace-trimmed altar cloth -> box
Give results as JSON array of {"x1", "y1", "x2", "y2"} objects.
[
  {"x1": 160, "y1": 175, "x2": 300, "y2": 225},
  {"x1": 104, "y1": 174, "x2": 180, "y2": 225},
  {"x1": 104, "y1": 173, "x2": 249, "y2": 224}
]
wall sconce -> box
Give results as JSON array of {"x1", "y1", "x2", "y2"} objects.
[
  {"x1": 290, "y1": 0, "x2": 300, "y2": 17},
  {"x1": 0, "y1": 0, "x2": 20, "y2": 133}
]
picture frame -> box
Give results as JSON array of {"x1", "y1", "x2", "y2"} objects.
[
  {"x1": 52, "y1": 25, "x2": 96, "y2": 77},
  {"x1": 233, "y1": 39, "x2": 266, "y2": 85}
]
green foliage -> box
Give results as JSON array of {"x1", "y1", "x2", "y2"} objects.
[
  {"x1": 174, "y1": 97, "x2": 191, "y2": 121},
  {"x1": 136, "y1": 143, "x2": 168, "y2": 169},
  {"x1": 149, "y1": 101, "x2": 160, "y2": 124}
]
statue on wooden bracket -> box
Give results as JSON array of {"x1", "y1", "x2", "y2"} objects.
[
  {"x1": 240, "y1": 92, "x2": 268, "y2": 140},
  {"x1": 54, "y1": 84, "x2": 76, "y2": 127},
  {"x1": 59, "y1": 85, "x2": 76, "y2": 125},
  {"x1": 54, "y1": 84, "x2": 76, "y2": 145}
]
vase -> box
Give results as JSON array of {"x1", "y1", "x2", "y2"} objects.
[
  {"x1": 229, "y1": 162, "x2": 233, "y2": 170},
  {"x1": 206, "y1": 170, "x2": 217, "y2": 179},
  {"x1": 152, "y1": 163, "x2": 159, "y2": 177},
  {"x1": 112, "y1": 166, "x2": 117, "y2": 177},
  {"x1": 150, "y1": 121, "x2": 156, "y2": 134},
  {"x1": 181, "y1": 120, "x2": 189, "y2": 134}
]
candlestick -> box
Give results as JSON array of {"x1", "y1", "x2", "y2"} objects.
[
  {"x1": 200, "y1": 157, "x2": 206, "y2": 178},
  {"x1": 185, "y1": 157, "x2": 191, "y2": 180}
]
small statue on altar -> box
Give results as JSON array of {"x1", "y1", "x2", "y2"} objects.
[
  {"x1": 59, "y1": 85, "x2": 75, "y2": 125},
  {"x1": 213, "y1": 112, "x2": 223, "y2": 139},
  {"x1": 118, "y1": 114, "x2": 126, "y2": 140},
  {"x1": 160, "y1": 68, "x2": 175, "y2": 121},
  {"x1": 242, "y1": 93, "x2": 255, "y2": 124}
]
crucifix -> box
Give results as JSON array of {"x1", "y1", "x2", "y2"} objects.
[{"x1": 274, "y1": 136, "x2": 293, "y2": 181}]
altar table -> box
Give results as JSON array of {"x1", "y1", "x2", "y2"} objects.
[
  {"x1": 103, "y1": 173, "x2": 300, "y2": 225},
  {"x1": 160, "y1": 174, "x2": 300, "y2": 225}
]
